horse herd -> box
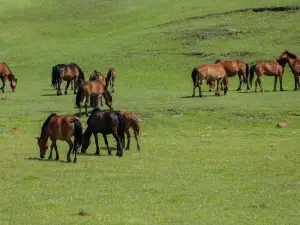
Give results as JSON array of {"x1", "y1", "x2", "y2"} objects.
[
  {"x1": 191, "y1": 50, "x2": 300, "y2": 97},
  {"x1": 0, "y1": 62, "x2": 140, "y2": 163},
  {"x1": 1, "y1": 50, "x2": 300, "y2": 163}
]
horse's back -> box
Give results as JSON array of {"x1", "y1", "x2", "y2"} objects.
[
  {"x1": 0, "y1": 62, "x2": 11, "y2": 75},
  {"x1": 87, "y1": 110, "x2": 119, "y2": 134},
  {"x1": 48, "y1": 115, "x2": 75, "y2": 140}
]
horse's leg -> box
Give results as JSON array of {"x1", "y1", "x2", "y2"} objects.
[
  {"x1": 65, "y1": 80, "x2": 71, "y2": 95},
  {"x1": 237, "y1": 75, "x2": 243, "y2": 91},
  {"x1": 0, "y1": 76, "x2": 5, "y2": 93},
  {"x1": 85, "y1": 95, "x2": 89, "y2": 117},
  {"x1": 134, "y1": 129, "x2": 140, "y2": 151},
  {"x1": 73, "y1": 141, "x2": 78, "y2": 163},
  {"x1": 71, "y1": 80, "x2": 74, "y2": 90},
  {"x1": 94, "y1": 133, "x2": 100, "y2": 155},
  {"x1": 73, "y1": 77, "x2": 78, "y2": 94},
  {"x1": 57, "y1": 79, "x2": 62, "y2": 95},
  {"x1": 102, "y1": 134, "x2": 112, "y2": 156},
  {"x1": 273, "y1": 76, "x2": 278, "y2": 91},
  {"x1": 66, "y1": 139, "x2": 74, "y2": 163},
  {"x1": 48, "y1": 143, "x2": 54, "y2": 160},
  {"x1": 258, "y1": 77, "x2": 263, "y2": 92},
  {"x1": 112, "y1": 133, "x2": 123, "y2": 157},
  {"x1": 215, "y1": 80, "x2": 220, "y2": 96},
  {"x1": 53, "y1": 142, "x2": 59, "y2": 160},
  {"x1": 99, "y1": 95, "x2": 103, "y2": 107},
  {"x1": 279, "y1": 73, "x2": 284, "y2": 91},
  {"x1": 192, "y1": 83, "x2": 196, "y2": 97},
  {"x1": 125, "y1": 130, "x2": 131, "y2": 150}
]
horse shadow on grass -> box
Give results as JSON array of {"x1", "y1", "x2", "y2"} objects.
[
  {"x1": 26, "y1": 157, "x2": 69, "y2": 163},
  {"x1": 40, "y1": 93, "x2": 60, "y2": 97}
]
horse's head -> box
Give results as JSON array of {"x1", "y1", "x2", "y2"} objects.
[
  {"x1": 36, "y1": 137, "x2": 48, "y2": 158},
  {"x1": 105, "y1": 91, "x2": 114, "y2": 110},
  {"x1": 10, "y1": 77, "x2": 17, "y2": 92},
  {"x1": 81, "y1": 134, "x2": 91, "y2": 153}
]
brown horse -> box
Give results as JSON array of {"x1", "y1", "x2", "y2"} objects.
[
  {"x1": 75, "y1": 80, "x2": 113, "y2": 117},
  {"x1": 191, "y1": 63, "x2": 228, "y2": 97},
  {"x1": 0, "y1": 62, "x2": 17, "y2": 93},
  {"x1": 249, "y1": 58, "x2": 286, "y2": 92},
  {"x1": 89, "y1": 70, "x2": 107, "y2": 107},
  {"x1": 36, "y1": 113, "x2": 82, "y2": 163},
  {"x1": 276, "y1": 50, "x2": 300, "y2": 90},
  {"x1": 52, "y1": 63, "x2": 85, "y2": 96},
  {"x1": 120, "y1": 110, "x2": 141, "y2": 151},
  {"x1": 106, "y1": 68, "x2": 117, "y2": 93}
]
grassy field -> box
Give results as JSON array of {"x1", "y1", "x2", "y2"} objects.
[{"x1": 1, "y1": 0, "x2": 300, "y2": 224}]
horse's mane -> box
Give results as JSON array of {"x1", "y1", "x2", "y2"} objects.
[
  {"x1": 41, "y1": 113, "x2": 56, "y2": 137},
  {"x1": 71, "y1": 62, "x2": 85, "y2": 81},
  {"x1": 87, "y1": 108, "x2": 101, "y2": 124},
  {"x1": 285, "y1": 50, "x2": 297, "y2": 59}
]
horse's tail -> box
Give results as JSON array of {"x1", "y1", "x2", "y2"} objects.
[
  {"x1": 131, "y1": 113, "x2": 140, "y2": 136},
  {"x1": 51, "y1": 66, "x2": 58, "y2": 87},
  {"x1": 116, "y1": 111, "x2": 125, "y2": 147},
  {"x1": 75, "y1": 84, "x2": 84, "y2": 108},
  {"x1": 191, "y1": 67, "x2": 199, "y2": 87},
  {"x1": 249, "y1": 64, "x2": 256, "y2": 88},
  {"x1": 73, "y1": 118, "x2": 83, "y2": 149},
  {"x1": 245, "y1": 63, "x2": 249, "y2": 83}
]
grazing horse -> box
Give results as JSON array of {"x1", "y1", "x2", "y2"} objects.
[
  {"x1": 191, "y1": 63, "x2": 228, "y2": 97},
  {"x1": 0, "y1": 62, "x2": 17, "y2": 93},
  {"x1": 249, "y1": 58, "x2": 286, "y2": 92},
  {"x1": 105, "y1": 68, "x2": 117, "y2": 93},
  {"x1": 120, "y1": 110, "x2": 141, "y2": 151},
  {"x1": 75, "y1": 80, "x2": 113, "y2": 117},
  {"x1": 81, "y1": 108, "x2": 125, "y2": 157},
  {"x1": 276, "y1": 50, "x2": 300, "y2": 90},
  {"x1": 51, "y1": 62, "x2": 85, "y2": 96},
  {"x1": 89, "y1": 70, "x2": 107, "y2": 107},
  {"x1": 36, "y1": 113, "x2": 82, "y2": 163}
]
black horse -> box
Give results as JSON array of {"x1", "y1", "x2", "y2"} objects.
[
  {"x1": 51, "y1": 62, "x2": 85, "y2": 96},
  {"x1": 81, "y1": 108, "x2": 125, "y2": 157}
]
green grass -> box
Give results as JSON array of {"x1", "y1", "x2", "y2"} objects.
[{"x1": 1, "y1": 0, "x2": 300, "y2": 224}]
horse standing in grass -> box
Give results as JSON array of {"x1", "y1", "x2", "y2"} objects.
[
  {"x1": 191, "y1": 63, "x2": 228, "y2": 97},
  {"x1": 276, "y1": 50, "x2": 300, "y2": 90},
  {"x1": 36, "y1": 113, "x2": 82, "y2": 163},
  {"x1": 81, "y1": 108, "x2": 125, "y2": 157},
  {"x1": 249, "y1": 58, "x2": 286, "y2": 92},
  {"x1": 51, "y1": 62, "x2": 85, "y2": 96},
  {"x1": 106, "y1": 68, "x2": 117, "y2": 93},
  {"x1": 120, "y1": 110, "x2": 141, "y2": 151},
  {"x1": 75, "y1": 80, "x2": 113, "y2": 117},
  {"x1": 0, "y1": 62, "x2": 17, "y2": 93},
  {"x1": 89, "y1": 70, "x2": 107, "y2": 107}
]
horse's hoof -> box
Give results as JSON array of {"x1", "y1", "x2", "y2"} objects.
[
  {"x1": 55, "y1": 157, "x2": 59, "y2": 160},
  {"x1": 125, "y1": 147, "x2": 129, "y2": 150},
  {"x1": 67, "y1": 158, "x2": 71, "y2": 163},
  {"x1": 236, "y1": 88, "x2": 241, "y2": 91},
  {"x1": 48, "y1": 157, "x2": 52, "y2": 160},
  {"x1": 73, "y1": 160, "x2": 77, "y2": 163},
  {"x1": 95, "y1": 152, "x2": 100, "y2": 155},
  {"x1": 215, "y1": 93, "x2": 220, "y2": 96},
  {"x1": 273, "y1": 89, "x2": 276, "y2": 92},
  {"x1": 199, "y1": 95, "x2": 203, "y2": 98},
  {"x1": 116, "y1": 152, "x2": 123, "y2": 157},
  {"x1": 280, "y1": 89, "x2": 285, "y2": 92}
]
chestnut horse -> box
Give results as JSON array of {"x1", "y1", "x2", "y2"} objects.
[
  {"x1": 36, "y1": 113, "x2": 82, "y2": 163},
  {"x1": 191, "y1": 63, "x2": 228, "y2": 97},
  {"x1": 120, "y1": 110, "x2": 141, "y2": 151},
  {"x1": 276, "y1": 50, "x2": 300, "y2": 90},
  {"x1": 75, "y1": 80, "x2": 113, "y2": 117},
  {"x1": 81, "y1": 108, "x2": 124, "y2": 157},
  {"x1": 51, "y1": 62, "x2": 85, "y2": 96},
  {"x1": 0, "y1": 62, "x2": 17, "y2": 93},
  {"x1": 89, "y1": 70, "x2": 107, "y2": 107},
  {"x1": 106, "y1": 68, "x2": 117, "y2": 93},
  {"x1": 249, "y1": 58, "x2": 286, "y2": 92}
]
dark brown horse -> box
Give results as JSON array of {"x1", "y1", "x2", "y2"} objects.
[
  {"x1": 81, "y1": 108, "x2": 124, "y2": 157},
  {"x1": 276, "y1": 50, "x2": 300, "y2": 90},
  {"x1": 89, "y1": 70, "x2": 107, "y2": 107},
  {"x1": 191, "y1": 63, "x2": 228, "y2": 97},
  {"x1": 106, "y1": 68, "x2": 117, "y2": 93},
  {"x1": 52, "y1": 63, "x2": 85, "y2": 96},
  {"x1": 0, "y1": 62, "x2": 17, "y2": 93},
  {"x1": 75, "y1": 80, "x2": 113, "y2": 117},
  {"x1": 36, "y1": 113, "x2": 82, "y2": 163},
  {"x1": 249, "y1": 58, "x2": 286, "y2": 92},
  {"x1": 120, "y1": 110, "x2": 141, "y2": 151}
]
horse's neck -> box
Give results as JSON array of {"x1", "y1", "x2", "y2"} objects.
[
  {"x1": 287, "y1": 57, "x2": 297, "y2": 70},
  {"x1": 7, "y1": 73, "x2": 15, "y2": 82}
]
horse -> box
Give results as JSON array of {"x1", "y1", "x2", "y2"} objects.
[
  {"x1": 120, "y1": 110, "x2": 141, "y2": 151},
  {"x1": 36, "y1": 113, "x2": 82, "y2": 163},
  {"x1": 191, "y1": 63, "x2": 228, "y2": 97},
  {"x1": 0, "y1": 62, "x2": 17, "y2": 93},
  {"x1": 89, "y1": 70, "x2": 107, "y2": 107},
  {"x1": 51, "y1": 62, "x2": 85, "y2": 96},
  {"x1": 75, "y1": 80, "x2": 113, "y2": 117},
  {"x1": 105, "y1": 68, "x2": 117, "y2": 93},
  {"x1": 249, "y1": 58, "x2": 286, "y2": 92},
  {"x1": 276, "y1": 50, "x2": 300, "y2": 90},
  {"x1": 81, "y1": 108, "x2": 125, "y2": 157}
]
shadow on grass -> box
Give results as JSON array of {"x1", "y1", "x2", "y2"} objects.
[
  {"x1": 26, "y1": 157, "x2": 69, "y2": 163},
  {"x1": 40, "y1": 93, "x2": 59, "y2": 97}
]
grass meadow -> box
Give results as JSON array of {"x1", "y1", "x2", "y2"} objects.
[{"x1": 1, "y1": 0, "x2": 300, "y2": 224}]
